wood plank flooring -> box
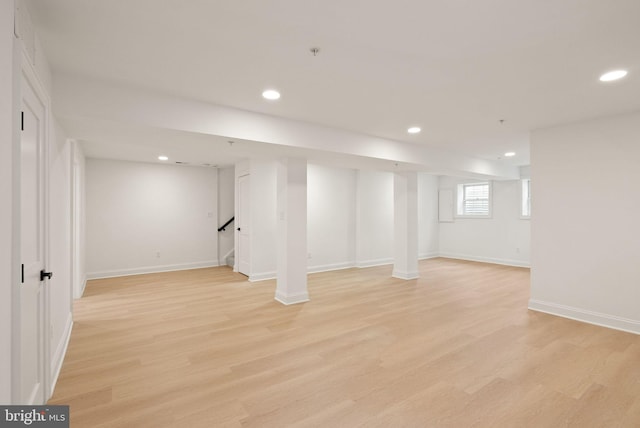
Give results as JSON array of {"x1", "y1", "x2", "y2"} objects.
[{"x1": 49, "y1": 258, "x2": 640, "y2": 427}]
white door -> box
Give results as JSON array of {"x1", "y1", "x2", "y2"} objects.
[
  {"x1": 237, "y1": 174, "x2": 250, "y2": 276},
  {"x1": 20, "y1": 77, "x2": 47, "y2": 404}
]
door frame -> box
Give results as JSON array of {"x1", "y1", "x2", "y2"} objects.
[
  {"x1": 235, "y1": 173, "x2": 250, "y2": 276},
  {"x1": 13, "y1": 48, "x2": 51, "y2": 404},
  {"x1": 71, "y1": 144, "x2": 85, "y2": 299}
]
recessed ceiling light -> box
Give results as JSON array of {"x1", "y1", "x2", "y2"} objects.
[
  {"x1": 599, "y1": 70, "x2": 628, "y2": 82},
  {"x1": 504, "y1": 152, "x2": 516, "y2": 157},
  {"x1": 262, "y1": 89, "x2": 281, "y2": 100},
  {"x1": 158, "y1": 155, "x2": 169, "y2": 161},
  {"x1": 407, "y1": 127, "x2": 421, "y2": 134}
]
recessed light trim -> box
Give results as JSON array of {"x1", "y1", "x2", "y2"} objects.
[
  {"x1": 407, "y1": 127, "x2": 421, "y2": 134},
  {"x1": 262, "y1": 89, "x2": 281, "y2": 100},
  {"x1": 504, "y1": 152, "x2": 516, "y2": 157},
  {"x1": 599, "y1": 70, "x2": 628, "y2": 82},
  {"x1": 158, "y1": 155, "x2": 169, "y2": 161}
]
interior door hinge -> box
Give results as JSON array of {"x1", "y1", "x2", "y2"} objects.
[
  {"x1": 21, "y1": 111, "x2": 24, "y2": 131},
  {"x1": 21, "y1": 264, "x2": 24, "y2": 284}
]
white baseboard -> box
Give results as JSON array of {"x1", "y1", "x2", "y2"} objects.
[
  {"x1": 75, "y1": 274, "x2": 87, "y2": 299},
  {"x1": 528, "y1": 299, "x2": 640, "y2": 335},
  {"x1": 392, "y1": 269, "x2": 419, "y2": 280},
  {"x1": 355, "y1": 258, "x2": 394, "y2": 268},
  {"x1": 87, "y1": 261, "x2": 220, "y2": 280},
  {"x1": 50, "y1": 312, "x2": 73, "y2": 398},
  {"x1": 438, "y1": 252, "x2": 530, "y2": 268},
  {"x1": 275, "y1": 291, "x2": 310, "y2": 305},
  {"x1": 419, "y1": 252, "x2": 439, "y2": 260},
  {"x1": 251, "y1": 260, "x2": 388, "y2": 278},
  {"x1": 310, "y1": 254, "x2": 434, "y2": 273},
  {"x1": 249, "y1": 272, "x2": 277, "y2": 282},
  {"x1": 308, "y1": 261, "x2": 354, "y2": 274},
  {"x1": 84, "y1": 254, "x2": 527, "y2": 284}
]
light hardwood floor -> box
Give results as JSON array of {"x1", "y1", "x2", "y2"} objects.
[{"x1": 49, "y1": 258, "x2": 640, "y2": 427}]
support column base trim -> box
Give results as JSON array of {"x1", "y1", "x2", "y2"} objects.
[
  {"x1": 392, "y1": 270, "x2": 419, "y2": 280},
  {"x1": 275, "y1": 291, "x2": 310, "y2": 305}
]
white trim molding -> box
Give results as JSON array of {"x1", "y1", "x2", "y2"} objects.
[
  {"x1": 87, "y1": 261, "x2": 219, "y2": 280},
  {"x1": 528, "y1": 299, "x2": 640, "y2": 335},
  {"x1": 308, "y1": 262, "x2": 354, "y2": 274},
  {"x1": 392, "y1": 269, "x2": 419, "y2": 280},
  {"x1": 49, "y1": 312, "x2": 73, "y2": 397},
  {"x1": 248, "y1": 272, "x2": 277, "y2": 282},
  {"x1": 78, "y1": 274, "x2": 87, "y2": 298},
  {"x1": 355, "y1": 258, "x2": 394, "y2": 268},
  {"x1": 438, "y1": 253, "x2": 530, "y2": 268},
  {"x1": 275, "y1": 291, "x2": 310, "y2": 306},
  {"x1": 419, "y1": 252, "x2": 439, "y2": 260}
]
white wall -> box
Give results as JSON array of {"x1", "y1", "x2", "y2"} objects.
[
  {"x1": 307, "y1": 164, "x2": 357, "y2": 272},
  {"x1": 438, "y1": 176, "x2": 530, "y2": 267},
  {"x1": 530, "y1": 111, "x2": 640, "y2": 334},
  {"x1": 85, "y1": 159, "x2": 219, "y2": 278},
  {"x1": 71, "y1": 142, "x2": 86, "y2": 298},
  {"x1": 237, "y1": 162, "x2": 520, "y2": 282},
  {"x1": 355, "y1": 170, "x2": 394, "y2": 267},
  {"x1": 241, "y1": 163, "x2": 400, "y2": 279},
  {"x1": 15, "y1": 0, "x2": 52, "y2": 97},
  {"x1": 217, "y1": 166, "x2": 235, "y2": 265},
  {"x1": 48, "y1": 119, "x2": 73, "y2": 393},
  {"x1": 0, "y1": 0, "x2": 19, "y2": 404},
  {"x1": 418, "y1": 173, "x2": 439, "y2": 258}
]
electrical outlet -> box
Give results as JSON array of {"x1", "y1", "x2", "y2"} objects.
[
  {"x1": 156, "y1": 251, "x2": 161, "y2": 258},
  {"x1": 516, "y1": 247, "x2": 520, "y2": 253}
]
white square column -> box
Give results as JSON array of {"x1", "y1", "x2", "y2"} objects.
[
  {"x1": 393, "y1": 171, "x2": 419, "y2": 280},
  {"x1": 275, "y1": 158, "x2": 309, "y2": 305}
]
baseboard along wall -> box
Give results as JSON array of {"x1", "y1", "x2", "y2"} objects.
[
  {"x1": 87, "y1": 261, "x2": 220, "y2": 280},
  {"x1": 528, "y1": 299, "x2": 640, "y2": 336}
]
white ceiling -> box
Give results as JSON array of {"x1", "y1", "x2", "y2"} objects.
[{"x1": 29, "y1": 0, "x2": 640, "y2": 169}]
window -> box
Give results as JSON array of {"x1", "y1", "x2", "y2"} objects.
[
  {"x1": 521, "y1": 178, "x2": 531, "y2": 218},
  {"x1": 457, "y1": 182, "x2": 490, "y2": 217}
]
